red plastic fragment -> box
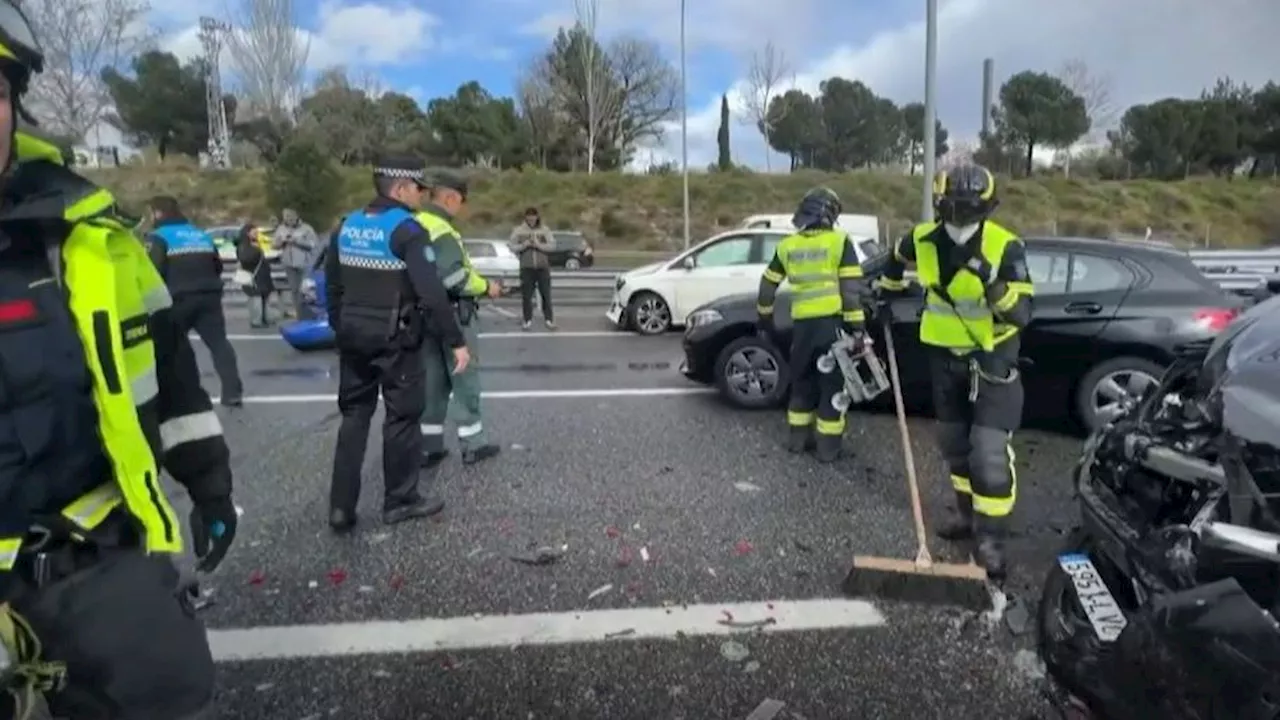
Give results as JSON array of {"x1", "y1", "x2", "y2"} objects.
[
  {"x1": 616, "y1": 546, "x2": 633, "y2": 567},
  {"x1": 326, "y1": 568, "x2": 348, "y2": 585},
  {"x1": 389, "y1": 573, "x2": 405, "y2": 589},
  {"x1": 604, "y1": 526, "x2": 622, "y2": 539},
  {"x1": 733, "y1": 539, "x2": 754, "y2": 555},
  {"x1": 247, "y1": 570, "x2": 266, "y2": 586}
]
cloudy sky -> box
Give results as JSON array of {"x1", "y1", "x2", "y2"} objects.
[{"x1": 99, "y1": 0, "x2": 1280, "y2": 170}]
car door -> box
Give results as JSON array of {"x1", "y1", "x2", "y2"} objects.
[
  {"x1": 672, "y1": 233, "x2": 759, "y2": 319},
  {"x1": 464, "y1": 240, "x2": 500, "y2": 274},
  {"x1": 1021, "y1": 249, "x2": 1134, "y2": 375}
]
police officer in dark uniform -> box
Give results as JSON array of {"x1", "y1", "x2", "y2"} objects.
[
  {"x1": 0, "y1": 4, "x2": 238, "y2": 714},
  {"x1": 146, "y1": 195, "x2": 244, "y2": 406},
  {"x1": 757, "y1": 187, "x2": 869, "y2": 463},
  {"x1": 325, "y1": 156, "x2": 470, "y2": 533},
  {"x1": 875, "y1": 164, "x2": 1034, "y2": 582}
]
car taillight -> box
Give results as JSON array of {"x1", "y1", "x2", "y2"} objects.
[{"x1": 1193, "y1": 308, "x2": 1238, "y2": 332}]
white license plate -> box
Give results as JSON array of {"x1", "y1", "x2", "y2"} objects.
[
  {"x1": 605, "y1": 303, "x2": 623, "y2": 324},
  {"x1": 1058, "y1": 552, "x2": 1128, "y2": 642}
]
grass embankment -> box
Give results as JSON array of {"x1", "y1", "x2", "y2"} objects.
[{"x1": 85, "y1": 164, "x2": 1280, "y2": 253}]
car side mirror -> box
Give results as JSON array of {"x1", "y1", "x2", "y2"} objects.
[
  {"x1": 682, "y1": 256, "x2": 696, "y2": 270},
  {"x1": 1201, "y1": 521, "x2": 1280, "y2": 563}
]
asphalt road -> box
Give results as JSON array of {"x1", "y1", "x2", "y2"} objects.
[{"x1": 187, "y1": 305, "x2": 1083, "y2": 719}]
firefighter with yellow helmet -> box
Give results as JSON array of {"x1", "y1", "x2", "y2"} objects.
[
  {"x1": 0, "y1": 3, "x2": 236, "y2": 716},
  {"x1": 875, "y1": 164, "x2": 1034, "y2": 583},
  {"x1": 757, "y1": 187, "x2": 870, "y2": 463}
]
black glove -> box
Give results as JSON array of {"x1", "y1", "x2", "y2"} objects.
[
  {"x1": 190, "y1": 496, "x2": 238, "y2": 573},
  {"x1": 756, "y1": 313, "x2": 774, "y2": 338}
]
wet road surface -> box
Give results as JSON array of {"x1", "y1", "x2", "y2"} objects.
[{"x1": 188, "y1": 305, "x2": 1080, "y2": 719}]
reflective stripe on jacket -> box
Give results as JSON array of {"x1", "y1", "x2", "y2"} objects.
[
  {"x1": 414, "y1": 211, "x2": 489, "y2": 298},
  {"x1": 914, "y1": 221, "x2": 1017, "y2": 352}
]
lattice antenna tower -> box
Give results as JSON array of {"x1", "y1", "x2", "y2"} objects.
[{"x1": 199, "y1": 17, "x2": 232, "y2": 169}]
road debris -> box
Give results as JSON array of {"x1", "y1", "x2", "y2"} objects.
[
  {"x1": 639, "y1": 547, "x2": 651, "y2": 563},
  {"x1": 733, "y1": 539, "x2": 754, "y2": 556},
  {"x1": 358, "y1": 585, "x2": 374, "y2": 593},
  {"x1": 466, "y1": 547, "x2": 485, "y2": 558},
  {"x1": 604, "y1": 628, "x2": 636, "y2": 639},
  {"x1": 1011, "y1": 649, "x2": 1046, "y2": 681},
  {"x1": 511, "y1": 443, "x2": 527, "y2": 451},
  {"x1": 247, "y1": 570, "x2": 266, "y2": 586},
  {"x1": 733, "y1": 481, "x2": 763, "y2": 493},
  {"x1": 371, "y1": 669, "x2": 392, "y2": 679},
  {"x1": 388, "y1": 573, "x2": 405, "y2": 589},
  {"x1": 254, "y1": 683, "x2": 274, "y2": 693},
  {"x1": 707, "y1": 567, "x2": 718, "y2": 578},
  {"x1": 368, "y1": 532, "x2": 390, "y2": 545},
  {"x1": 326, "y1": 568, "x2": 348, "y2": 585},
  {"x1": 793, "y1": 539, "x2": 814, "y2": 553},
  {"x1": 719, "y1": 640, "x2": 750, "y2": 662},
  {"x1": 604, "y1": 526, "x2": 622, "y2": 539},
  {"x1": 510, "y1": 546, "x2": 562, "y2": 565},
  {"x1": 616, "y1": 546, "x2": 634, "y2": 567},
  {"x1": 718, "y1": 617, "x2": 777, "y2": 630},
  {"x1": 743, "y1": 661, "x2": 761, "y2": 673},
  {"x1": 587, "y1": 584, "x2": 614, "y2": 601},
  {"x1": 190, "y1": 587, "x2": 216, "y2": 611},
  {"x1": 744, "y1": 698, "x2": 785, "y2": 720},
  {"x1": 308, "y1": 580, "x2": 319, "y2": 589}
]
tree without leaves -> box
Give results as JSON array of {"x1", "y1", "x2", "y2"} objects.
[
  {"x1": 226, "y1": 0, "x2": 310, "y2": 123},
  {"x1": 994, "y1": 70, "x2": 1090, "y2": 176},
  {"x1": 516, "y1": 67, "x2": 568, "y2": 169},
  {"x1": 1057, "y1": 59, "x2": 1116, "y2": 135},
  {"x1": 606, "y1": 36, "x2": 678, "y2": 157},
  {"x1": 740, "y1": 41, "x2": 792, "y2": 172},
  {"x1": 22, "y1": 0, "x2": 153, "y2": 142},
  {"x1": 567, "y1": 0, "x2": 615, "y2": 173}
]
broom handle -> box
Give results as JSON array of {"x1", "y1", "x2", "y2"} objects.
[{"x1": 880, "y1": 317, "x2": 933, "y2": 565}]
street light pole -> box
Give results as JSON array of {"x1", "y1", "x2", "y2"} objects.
[
  {"x1": 920, "y1": 0, "x2": 938, "y2": 222},
  {"x1": 680, "y1": 0, "x2": 691, "y2": 250}
]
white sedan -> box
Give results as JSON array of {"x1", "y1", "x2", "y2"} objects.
[
  {"x1": 606, "y1": 228, "x2": 884, "y2": 335},
  {"x1": 463, "y1": 238, "x2": 521, "y2": 276}
]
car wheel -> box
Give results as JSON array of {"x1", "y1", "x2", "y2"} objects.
[
  {"x1": 1037, "y1": 531, "x2": 1114, "y2": 720},
  {"x1": 1075, "y1": 356, "x2": 1164, "y2": 433},
  {"x1": 628, "y1": 291, "x2": 672, "y2": 335},
  {"x1": 564, "y1": 257, "x2": 582, "y2": 270},
  {"x1": 714, "y1": 335, "x2": 789, "y2": 409}
]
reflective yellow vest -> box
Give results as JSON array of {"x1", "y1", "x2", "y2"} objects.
[
  {"x1": 413, "y1": 211, "x2": 488, "y2": 297},
  {"x1": 772, "y1": 229, "x2": 852, "y2": 320},
  {"x1": 914, "y1": 221, "x2": 1019, "y2": 352},
  {"x1": 0, "y1": 144, "x2": 182, "y2": 571}
]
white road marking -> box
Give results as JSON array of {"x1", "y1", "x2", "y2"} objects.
[
  {"x1": 482, "y1": 305, "x2": 519, "y2": 319},
  {"x1": 206, "y1": 598, "x2": 886, "y2": 662},
  {"x1": 211, "y1": 387, "x2": 716, "y2": 404},
  {"x1": 208, "y1": 331, "x2": 629, "y2": 341}
]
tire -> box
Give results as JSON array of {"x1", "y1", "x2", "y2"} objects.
[
  {"x1": 713, "y1": 335, "x2": 790, "y2": 409},
  {"x1": 1037, "y1": 530, "x2": 1116, "y2": 720},
  {"x1": 627, "y1": 291, "x2": 673, "y2": 335},
  {"x1": 565, "y1": 257, "x2": 582, "y2": 270},
  {"x1": 1074, "y1": 356, "x2": 1165, "y2": 433}
]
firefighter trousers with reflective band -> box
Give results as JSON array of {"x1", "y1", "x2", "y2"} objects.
[
  {"x1": 330, "y1": 329, "x2": 426, "y2": 514},
  {"x1": 786, "y1": 316, "x2": 846, "y2": 443},
  {"x1": 421, "y1": 321, "x2": 486, "y2": 453},
  {"x1": 2, "y1": 515, "x2": 213, "y2": 720},
  {"x1": 929, "y1": 349, "x2": 1021, "y2": 533}
]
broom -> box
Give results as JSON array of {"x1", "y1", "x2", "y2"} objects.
[{"x1": 840, "y1": 316, "x2": 992, "y2": 609}]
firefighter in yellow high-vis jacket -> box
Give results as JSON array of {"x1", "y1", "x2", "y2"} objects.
[
  {"x1": 875, "y1": 164, "x2": 1035, "y2": 583},
  {"x1": 757, "y1": 187, "x2": 871, "y2": 463},
  {"x1": 0, "y1": 4, "x2": 236, "y2": 716}
]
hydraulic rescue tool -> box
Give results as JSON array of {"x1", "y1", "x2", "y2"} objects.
[{"x1": 815, "y1": 328, "x2": 891, "y2": 410}]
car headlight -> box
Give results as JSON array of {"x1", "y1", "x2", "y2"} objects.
[{"x1": 686, "y1": 309, "x2": 723, "y2": 328}]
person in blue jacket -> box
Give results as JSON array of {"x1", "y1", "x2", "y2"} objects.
[{"x1": 146, "y1": 196, "x2": 244, "y2": 406}]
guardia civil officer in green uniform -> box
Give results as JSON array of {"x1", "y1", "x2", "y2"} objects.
[
  {"x1": 415, "y1": 169, "x2": 504, "y2": 467},
  {"x1": 325, "y1": 157, "x2": 469, "y2": 533},
  {"x1": 875, "y1": 164, "x2": 1034, "y2": 583},
  {"x1": 756, "y1": 187, "x2": 870, "y2": 463},
  {"x1": 0, "y1": 3, "x2": 238, "y2": 715}
]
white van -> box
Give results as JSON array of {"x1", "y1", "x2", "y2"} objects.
[{"x1": 740, "y1": 213, "x2": 882, "y2": 243}]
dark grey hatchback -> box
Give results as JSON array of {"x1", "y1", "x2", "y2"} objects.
[{"x1": 680, "y1": 237, "x2": 1244, "y2": 433}]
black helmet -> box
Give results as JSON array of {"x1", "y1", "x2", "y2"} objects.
[
  {"x1": 934, "y1": 164, "x2": 997, "y2": 226},
  {"x1": 0, "y1": 1, "x2": 42, "y2": 95},
  {"x1": 792, "y1": 186, "x2": 842, "y2": 230}
]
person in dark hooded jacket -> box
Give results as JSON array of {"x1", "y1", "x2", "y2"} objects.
[{"x1": 236, "y1": 223, "x2": 275, "y2": 327}]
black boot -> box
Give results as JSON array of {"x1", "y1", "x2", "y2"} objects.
[
  {"x1": 785, "y1": 426, "x2": 814, "y2": 454},
  {"x1": 329, "y1": 508, "x2": 357, "y2": 534},
  {"x1": 420, "y1": 449, "x2": 450, "y2": 468},
  {"x1": 935, "y1": 491, "x2": 975, "y2": 542},
  {"x1": 814, "y1": 433, "x2": 843, "y2": 463},
  {"x1": 383, "y1": 494, "x2": 445, "y2": 525},
  {"x1": 462, "y1": 444, "x2": 501, "y2": 465}
]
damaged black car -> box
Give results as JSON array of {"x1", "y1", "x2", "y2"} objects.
[{"x1": 1038, "y1": 294, "x2": 1280, "y2": 719}]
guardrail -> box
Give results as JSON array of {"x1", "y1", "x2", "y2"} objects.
[{"x1": 220, "y1": 250, "x2": 1280, "y2": 298}]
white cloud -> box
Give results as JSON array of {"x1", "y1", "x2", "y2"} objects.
[
  {"x1": 161, "y1": 1, "x2": 438, "y2": 71},
  {"x1": 646, "y1": 0, "x2": 1280, "y2": 170}
]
